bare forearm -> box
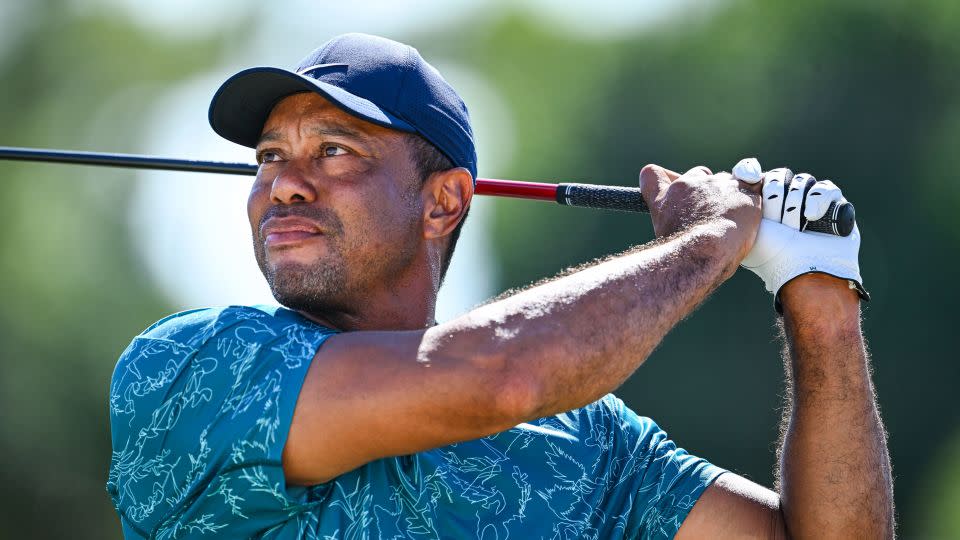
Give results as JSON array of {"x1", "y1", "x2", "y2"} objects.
[
  {"x1": 777, "y1": 275, "x2": 894, "y2": 538},
  {"x1": 426, "y1": 219, "x2": 741, "y2": 420}
]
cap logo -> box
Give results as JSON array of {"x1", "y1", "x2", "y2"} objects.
[{"x1": 297, "y1": 63, "x2": 349, "y2": 77}]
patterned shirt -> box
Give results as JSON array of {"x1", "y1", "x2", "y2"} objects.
[{"x1": 108, "y1": 305, "x2": 725, "y2": 539}]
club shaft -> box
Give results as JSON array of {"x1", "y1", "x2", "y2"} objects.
[
  {"x1": 473, "y1": 178, "x2": 558, "y2": 201},
  {"x1": 0, "y1": 146, "x2": 259, "y2": 176},
  {"x1": 0, "y1": 145, "x2": 638, "y2": 209}
]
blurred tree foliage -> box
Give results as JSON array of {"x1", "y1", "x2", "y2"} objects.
[
  {"x1": 0, "y1": 0, "x2": 957, "y2": 538},
  {"x1": 0, "y1": 1, "x2": 238, "y2": 537}
]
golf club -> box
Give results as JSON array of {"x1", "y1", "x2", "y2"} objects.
[{"x1": 0, "y1": 145, "x2": 855, "y2": 236}]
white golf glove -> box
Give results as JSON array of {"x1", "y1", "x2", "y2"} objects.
[{"x1": 733, "y1": 160, "x2": 870, "y2": 313}]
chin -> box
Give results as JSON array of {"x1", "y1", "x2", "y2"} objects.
[
  {"x1": 264, "y1": 258, "x2": 348, "y2": 312},
  {"x1": 266, "y1": 244, "x2": 325, "y2": 266}
]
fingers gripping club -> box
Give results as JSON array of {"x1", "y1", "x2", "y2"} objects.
[
  {"x1": 551, "y1": 159, "x2": 854, "y2": 237},
  {"x1": 733, "y1": 158, "x2": 855, "y2": 237}
]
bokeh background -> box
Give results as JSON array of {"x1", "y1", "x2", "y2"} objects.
[{"x1": 1, "y1": 0, "x2": 958, "y2": 537}]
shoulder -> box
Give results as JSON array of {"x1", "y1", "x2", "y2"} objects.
[
  {"x1": 107, "y1": 305, "x2": 338, "y2": 534},
  {"x1": 569, "y1": 395, "x2": 719, "y2": 482},
  {"x1": 583, "y1": 395, "x2": 726, "y2": 537},
  {"x1": 121, "y1": 304, "x2": 336, "y2": 364},
  {"x1": 575, "y1": 393, "x2": 662, "y2": 436},
  {"x1": 584, "y1": 394, "x2": 701, "y2": 462},
  {"x1": 109, "y1": 304, "x2": 337, "y2": 415},
  {"x1": 137, "y1": 304, "x2": 332, "y2": 343},
  {"x1": 519, "y1": 394, "x2": 665, "y2": 463}
]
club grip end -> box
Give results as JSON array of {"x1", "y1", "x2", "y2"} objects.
[{"x1": 804, "y1": 201, "x2": 855, "y2": 237}]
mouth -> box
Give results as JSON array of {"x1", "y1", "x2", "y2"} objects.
[
  {"x1": 265, "y1": 230, "x2": 322, "y2": 247},
  {"x1": 261, "y1": 217, "x2": 325, "y2": 248}
]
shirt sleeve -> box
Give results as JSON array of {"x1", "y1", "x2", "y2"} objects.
[
  {"x1": 107, "y1": 305, "x2": 336, "y2": 539},
  {"x1": 600, "y1": 395, "x2": 727, "y2": 540}
]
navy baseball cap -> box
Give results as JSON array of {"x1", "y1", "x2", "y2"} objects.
[{"x1": 208, "y1": 33, "x2": 477, "y2": 179}]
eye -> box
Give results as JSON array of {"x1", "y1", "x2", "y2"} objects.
[
  {"x1": 321, "y1": 144, "x2": 348, "y2": 157},
  {"x1": 257, "y1": 150, "x2": 281, "y2": 164}
]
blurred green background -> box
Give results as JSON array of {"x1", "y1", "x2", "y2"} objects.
[{"x1": 1, "y1": 0, "x2": 958, "y2": 537}]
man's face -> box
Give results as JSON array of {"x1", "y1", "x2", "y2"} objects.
[{"x1": 248, "y1": 92, "x2": 424, "y2": 314}]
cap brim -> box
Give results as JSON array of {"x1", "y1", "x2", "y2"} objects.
[{"x1": 208, "y1": 67, "x2": 415, "y2": 148}]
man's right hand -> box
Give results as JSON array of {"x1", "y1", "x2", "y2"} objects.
[{"x1": 639, "y1": 164, "x2": 762, "y2": 262}]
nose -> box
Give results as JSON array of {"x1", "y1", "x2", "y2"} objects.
[{"x1": 268, "y1": 161, "x2": 317, "y2": 205}]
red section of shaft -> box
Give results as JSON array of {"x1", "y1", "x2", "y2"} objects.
[{"x1": 475, "y1": 178, "x2": 558, "y2": 202}]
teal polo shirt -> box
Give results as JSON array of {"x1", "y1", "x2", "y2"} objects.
[{"x1": 108, "y1": 305, "x2": 724, "y2": 539}]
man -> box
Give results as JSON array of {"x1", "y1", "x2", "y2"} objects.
[{"x1": 107, "y1": 33, "x2": 893, "y2": 539}]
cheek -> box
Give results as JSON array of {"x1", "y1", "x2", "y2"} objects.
[
  {"x1": 340, "y1": 190, "x2": 420, "y2": 252},
  {"x1": 247, "y1": 181, "x2": 269, "y2": 234},
  {"x1": 312, "y1": 155, "x2": 374, "y2": 181}
]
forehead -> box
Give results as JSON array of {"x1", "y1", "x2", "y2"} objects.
[{"x1": 259, "y1": 92, "x2": 402, "y2": 144}]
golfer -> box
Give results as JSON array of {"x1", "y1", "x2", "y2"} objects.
[{"x1": 108, "y1": 33, "x2": 893, "y2": 539}]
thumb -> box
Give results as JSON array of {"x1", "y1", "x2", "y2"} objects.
[
  {"x1": 732, "y1": 157, "x2": 763, "y2": 185},
  {"x1": 639, "y1": 164, "x2": 680, "y2": 204}
]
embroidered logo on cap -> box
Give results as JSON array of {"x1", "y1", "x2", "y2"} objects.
[{"x1": 297, "y1": 63, "x2": 349, "y2": 77}]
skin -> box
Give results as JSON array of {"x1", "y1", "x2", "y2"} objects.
[
  {"x1": 249, "y1": 91, "x2": 894, "y2": 538},
  {"x1": 676, "y1": 273, "x2": 894, "y2": 538},
  {"x1": 250, "y1": 92, "x2": 469, "y2": 330}
]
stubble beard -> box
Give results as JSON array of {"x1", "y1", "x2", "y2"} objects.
[
  {"x1": 253, "y1": 185, "x2": 423, "y2": 317},
  {"x1": 254, "y1": 222, "x2": 420, "y2": 317},
  {"x1": 261, "y1": 251, "x2": 350, "y2": 314}
]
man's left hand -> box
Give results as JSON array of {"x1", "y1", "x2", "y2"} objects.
[{"x1": 738, "y1": 165, "x2": 869, "y2": 310}]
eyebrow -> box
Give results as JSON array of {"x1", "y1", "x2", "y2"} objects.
[{"x1": 256, "y1": 125, "x2": 370, "y2": 147}]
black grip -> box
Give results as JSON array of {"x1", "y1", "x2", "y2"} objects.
[
  {"x1": 556, "y1": 183, "x2": 649, "y2": 213},
  {"x1": 803, "y1": 201, "x2": 855, "y2": 237},
  {"x1": 557, "y1": 182, "x2": 855, "y2": 237}
]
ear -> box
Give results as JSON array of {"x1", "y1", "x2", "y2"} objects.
[{"x1": 422, "y1": 167, "x2": 473, "y2": 240}]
